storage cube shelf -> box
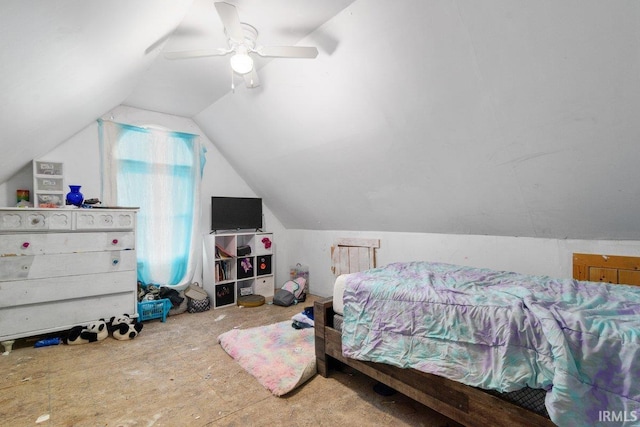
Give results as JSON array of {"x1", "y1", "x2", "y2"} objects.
[{"x1": 203, "y1": 231, "x2": 275, "y2": 308}]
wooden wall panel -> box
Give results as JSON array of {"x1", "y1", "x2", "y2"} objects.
[
  {"x1": 588, "y1": 267, "x2": 618, "y2": 284},
  {"x1": 573, "y1": 253, "x2": 640, "y2": 287},
  {"x1": 331, "y1": 238, "x2": 380, "y2": 276},
  {"x1": 619, "y1": 270, "x2": 640, "y2": 286}
]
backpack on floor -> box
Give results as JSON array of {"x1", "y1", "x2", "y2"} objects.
[{"x1": 273, "y1": 277, "x2": 307, "y2": 307}]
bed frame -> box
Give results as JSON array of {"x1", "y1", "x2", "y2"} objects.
[
  {"x1": 314, "y1": 298, "x2": 555, "y2": 426},
  {"x1": 315, "y1": 253, "x2": 640, "y2": 425}
]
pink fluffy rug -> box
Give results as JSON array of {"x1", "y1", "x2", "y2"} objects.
[{"x1": 217, "y1": 321, "x2": 317, "y2": 396}]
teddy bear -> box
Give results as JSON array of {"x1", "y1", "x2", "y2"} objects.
[
  {"x1": 64, "y1": 319, "x2": 108, "y2": 345},
  {"x1": 108, "y1": 314, "x2": 143, "y2": 340}
]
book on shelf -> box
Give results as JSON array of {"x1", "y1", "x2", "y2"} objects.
[
  {"x1": 216, "y1": 262, "x2": 225, "y2": 282},
  {"x1": 215, "y1": 244, "x2": 234, "y2": 259},
  {"x1": 215, "y1": 260, "x2": 234, "y2": 282}
]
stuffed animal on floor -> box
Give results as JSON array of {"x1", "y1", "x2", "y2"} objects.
[
  {"x1": 64, "y1": 320, "x2": 109, "y2": 345},
  {"x1": 108, "y1": 314, "x2": 143, "y2": 341},
  {"x1": 108, "y1": 314, "x2": 134, "y2": 328}
]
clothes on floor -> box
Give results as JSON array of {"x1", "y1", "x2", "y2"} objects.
[{"x1": 291, "y1": 306, "x2": 314, "y2": 329}]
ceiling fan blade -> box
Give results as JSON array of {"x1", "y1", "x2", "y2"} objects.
[
  {"x1": 243, "y1": 69, "x2": 260, "y2": 88},
  {"x1": 215, "y1": 2, "x2": 245, "y2": 42},
  {"x1": 256, "y1": 46, "x2": 318, "y2": 59},
  {"x1": 164, "y1": 48, "x2": 230, "y2": 59}
]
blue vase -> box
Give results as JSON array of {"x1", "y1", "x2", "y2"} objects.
[{"x1": 66, "y1": 185, "x2": 84, "y2": 206}]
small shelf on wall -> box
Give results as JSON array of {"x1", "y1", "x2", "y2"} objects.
[{"x1": 203, "y1": 231, "x2": 275, "y2": 308}]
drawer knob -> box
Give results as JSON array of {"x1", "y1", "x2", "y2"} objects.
[
  {"x1": 112, "y1": 259, "x2": 119, "y2": 265},
  {"x1": 22, "y1": 242, "x2": 30, "y2": 249},
  {"x1": 112, "y1": 239, "x2": 119, "y2": 245}
]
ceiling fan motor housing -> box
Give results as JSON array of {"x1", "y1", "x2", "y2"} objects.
[{"x1": 226, "y1": 23, "x2": 258, "y2": 51}]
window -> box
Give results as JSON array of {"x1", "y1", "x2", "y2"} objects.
[{"x1": 99, "y1": 119, "x2": 206, "y2": 287}]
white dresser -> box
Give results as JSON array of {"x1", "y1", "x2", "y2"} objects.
[{"x1": 0, "y1": 208, "x2": 138, "y2": 350}]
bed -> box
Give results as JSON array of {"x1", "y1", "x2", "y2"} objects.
[{"x1": 315, "y1": 255, "x2": 640, "y2": 426}]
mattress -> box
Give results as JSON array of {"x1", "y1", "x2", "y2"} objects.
[
  {"x1": 332, "y1": 274, "x2": 348, "y2": 315},
  {"x1": 331, "y1": 311, "x2": 548, "y2": 418},
  {"x1": 338, "y1": 261, "x2": 640, "y2": 426},
  {"x1": 332, "y1": 274, "x2": 549, "y2": 417}
]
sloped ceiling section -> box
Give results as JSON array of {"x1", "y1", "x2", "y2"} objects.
[
  {"x1": 0, "y1": 0, "x2": 194, "y2": 185},
  {"x1": 1, "y1": 1, "x2": 639, "y2": 240},
  {"x1": 195, "y1": 0, "x2": 640, "y2": 240}
]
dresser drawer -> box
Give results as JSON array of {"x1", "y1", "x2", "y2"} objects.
[
  {"x1": 0, "y1": 210, "x2": 72, "y2": 231},
  {"x1": 0, "y1": 250, "x2": 136, "y2": 282},
  {"x1": 0, "y1": 271, "x2": 137, "y2": 341},
  {"x1": 0, "y1": 231, "x2": 135, "y2": 256},
  {"x1": 0, "y1": 270, "x2": 136, "y2": 308},
  {"x1": 0, "y1": 294, "x2": 135, "y2": 341},
  {"x1": 76, "y1": 210, "x2": 135, "y2": 230}
]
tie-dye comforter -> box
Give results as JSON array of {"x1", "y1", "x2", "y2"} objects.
[{"x1": 341, "y1": 262, "x2": 640, "y2": 426}]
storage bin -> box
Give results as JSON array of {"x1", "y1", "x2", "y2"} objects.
[
  {"x1": 185, "y1": 283, "x2": 208, "y2": 300},
  {"x1": 35, "y1": 177, "x2": 64, "y2": 191},
  {"x1": 214, "y1": 283, "x2": 234, "y2": 307},
  {"x1": 238, "y1": 279, "x2": 253, "y2": 296},
  {"x1": 290, "y1": 263, "x2": 309, "y2": 286},
  {"x1": 237, "y1": 257, "x2": 254, "y2": 279},
  {"x1": 35, "y1": 161, "x2": 63, "y2": 176},
  {"x1": 37, "y1": 193, "x2": 64, "y2": 208},
  {"x1": 137, "y1": 298, "x2": 172, "y2": 322},
  {"x1": 257, "y1": 255, "x2": 272, "y2": 275}
]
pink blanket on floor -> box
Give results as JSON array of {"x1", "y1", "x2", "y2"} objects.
[{"x1": 217, "y1": 320, "x2": 317, "y2": 396}]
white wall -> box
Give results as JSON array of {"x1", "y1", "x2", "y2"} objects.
[
  {"x1": 0, "y1": 163, "x2": 32, "y2": 207},
  {"x1": 284, "y1": 229, "x2": 640, "y2": 298},
  {"x1": 0, "y1": 106, "x2": 288, "y2": 289},
  {"x1": 4, "y1": 105, "x2": 640, "y2": 300}
]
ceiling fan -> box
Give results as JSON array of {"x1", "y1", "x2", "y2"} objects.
[{"x1": 164, "y1": 1, "x2": 319, "y2": 89}]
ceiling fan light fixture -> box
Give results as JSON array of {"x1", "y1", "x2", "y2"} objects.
[
  {"x1": 165, "y1": 3, "x2": 317, "y2": 89},
  {"x1": 230, "y1": 51, "x2": 253, "y2": 74}
]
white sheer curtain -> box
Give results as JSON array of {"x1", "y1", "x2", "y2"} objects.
[{"x1": 98, "y1": 119, "x2": 206, "y2": 288}]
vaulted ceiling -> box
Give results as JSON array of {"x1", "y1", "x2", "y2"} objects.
[{"x1": 2, "y1": 0, "x2": 639, "y2": 239}]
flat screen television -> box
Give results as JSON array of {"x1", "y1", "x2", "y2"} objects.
[{"x1": 211, "y1": 196, "x2": 263, "y2": 231}]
